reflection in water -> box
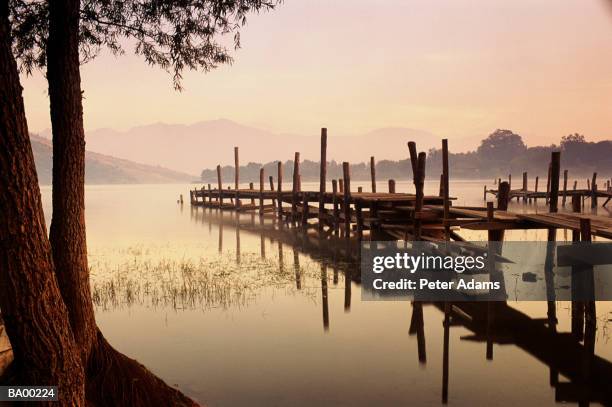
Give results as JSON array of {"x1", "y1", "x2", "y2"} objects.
[
  {"x1": 192, "y1": 207, "x2": 612, "y2": 405},
  {"x1": 77, "y1": 183, "x2": 612, "y2": 407}
]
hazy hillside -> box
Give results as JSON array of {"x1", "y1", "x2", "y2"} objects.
[
  {"x1": 30, "y1": 135, "x2": 194, "y2": 184},
  {"x1": 40, "y1": 119, "x2": 469, "y2": 174}
]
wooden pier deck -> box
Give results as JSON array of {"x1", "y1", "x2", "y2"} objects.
[{"x1": 189, "y1": 132, "x2": 612, "y2": 242}]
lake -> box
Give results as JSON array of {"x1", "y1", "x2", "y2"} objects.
[{"x1": 35, "y1": 180, "x2": 612, "y2": 406}]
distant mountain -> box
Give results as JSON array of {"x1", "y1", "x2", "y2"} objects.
[
  {"x1": 30, "y1": 135, "x2": 194, "y2": 184},
  {"x1": 40, "y1": 119, "x2": 456, "y2": 174}
]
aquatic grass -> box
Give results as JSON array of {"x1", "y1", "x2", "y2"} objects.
[{"x1": 89, "y1": 245, "x2": 338, "y2": 312}]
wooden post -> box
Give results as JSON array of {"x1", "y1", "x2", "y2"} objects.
[
  {"x1": 483, "y1": 185, "x2": 487, "y2": 201},
  {"x1": 388, "y1": 179, "x2": 396, "y2": 193},
  {"x1": 301, "y1": 192, "x2": 310, "y2": 227},
  {"x1": 522, "y1": 172, "x2": 528, "y2": 203},
  {"x1": 357, "y1": 186, "x2": 363, "y2": 193},
  {"x1": 207, "y1": 183, "x2": 212, "y2": 204},
  {"x1": 442, "y1": 139, "x2": 450, "y2": 241},
  {"x1": 342, "y1": 162, "x2": 351, "y2": 237},
  {"x1": 319, "y1": 128, "x2": 327, "y2": 231},
  {"x1": 508, "y1": 174, "x2": 512, "y2": 191},
  {"x1": 339, "y1": 179, "x2": 344, "y2": 194},
  {"x1": 292, "y1": 152, "x2": 300, "y2": 225},
  {"x1": 439, "y1": 174, "x2": 444, "y2": 197},
  {"x1": 407, "y1": 142, "x2": 418, "y2": 176},
  {"x1": 489, "y1": 181, "x2": 510, "y2": 242},
  {"x1": 486, "y1": 202, "x2": 494, "y2": 221},
  {"x1": 269, "y1": 175, "x2": 275, "y2": 209},
  {"x1": 370, "y1": 156, "x2": 377, "y2": 193},
  {"x1": 259, "y1": 168, "x2": 265, "y2": 216},
  {"x1": 562, "y1": 170, "x2": 568, "y2": 207},
  {"x1": 249, "y1": 182, "x2": 255, "y2": 205},
  {"x1": 356, "y1": 201, "x2": 363, "y2": 241},
  {"x1": 591, "y1": 172, "x2": 598, "y2": 209},
  {"x1": 332, "y1": 179, "x2": 339, "y2": 234},
  {"x1": 546, "y1": 163, "x2": 551, "y2": 204},
  {"x1": 414, "y1": 152, "x2": 426, "y2": 240},
  {"x1": 549, "y1": 152, "x2": 561, "y2": 213},
  {"x1": 234, "y1": 146, "x2": 240, "y2": 209},
  {"x1": 571, "y1": 193, "x2": 581, "y2": 213},
  {"x1": 216, "y1": 165, "x2": 223, "y2": 207},
  {"x1": 277, "y1": 161, "x2": 283, "y2": 219},
  {"x1": 497, "y1": 182, "x2": 510, "y2": 211},
  {"x1": 534, "y1": 176, "x2": 539, "y2": 204}
]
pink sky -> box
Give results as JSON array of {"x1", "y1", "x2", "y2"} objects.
[{"x1": 20, "y1": 0, "x2": 612, "y2": 147}]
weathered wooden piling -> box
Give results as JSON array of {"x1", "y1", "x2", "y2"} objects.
[
  {"x1": 356, "y1": 201, "x2": 364, "y2": 240},
  {"x1": 339, "y1": 179, "x2": 344, "y2": 194},
  {"x1": 319, "y1": 128, "x2": 327, "y2": 230},
  {"x1": 277, "y1": 161, "x2": 283, "y2": 218},
  {"x1": 562, "y1": 170, "x2": 568, "y2": 206},
  {"x1": 269, "y1": 176, "x2": 275, "y2": 208},
  {"x1": 234, "y1": 147, "x2": 240, "y2": 209},
  {"x1": 370, "y1": 156, "x2": 377, "y2": 193},
  {"x1": 249, "y1": 182, "x2": 255, "y2": 205},
  {"x1": 259, "y1": 168, "x2": 265, "y2": 216},
  {"x1": 413, "y1": 152, "x2": 426, "y2": 240},
  {"x1": 342, "y1": 162, "x2": 351, "y2": 238},
  {"x1": 216, "y1": 165, "x2": 223, "y2": 207},
  {"x1": 489, "y1": 181, "x2": 509, "y2": 242},
  {"x1": 388, "y1": 179, "x2": 396, "y2": 193},
  {"x1": 442, "y1": 139, "x2": 450, "y2": 240},
  {"x1": 549, "y1": 152, "x2": 560, "y2": 213},
  {"x1": 522, "y1": 172, "x2": 528, "y2": 203},
  {"x1": 302, "y1": 192, "x2": 310, "y2": 227},
  {"x1": 591, "y1": 172, "x2": 598, "y2": 209},
  {"x1": 292, "y1": 152, "x2": 300, "y2": 224},
  {"x1": 332, "y1": 179, "x2": 339, "y2": 234}
]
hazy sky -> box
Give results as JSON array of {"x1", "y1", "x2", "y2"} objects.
[{"x1": 20, "y1": 0, "x2": 612, "y2": 146}]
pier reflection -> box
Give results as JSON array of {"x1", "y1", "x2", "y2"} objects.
[{"x1": 190, "y1": 206, "x2": 612, "y2": 406}]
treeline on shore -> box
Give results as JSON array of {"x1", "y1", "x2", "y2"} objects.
[{"x1": 200, "y1": 130, "x2": 612, "y2": 183}]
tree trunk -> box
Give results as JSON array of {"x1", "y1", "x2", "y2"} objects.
[
  {"x1": 44, "y1": 2, "x2": 200, "y2": 405},
  {"x1": 0, "y1": 4, "x2": 86, "y2": 404},
  {"x1": 47, "y1": 0, "x2": 98, "y2": 360}
]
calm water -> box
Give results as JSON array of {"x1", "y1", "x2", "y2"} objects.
[{"x1": 36, "y1": 180, "x2": 612, "y2": 406}]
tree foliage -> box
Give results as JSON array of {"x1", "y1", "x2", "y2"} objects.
[
  {"x1": 476, "y1": 129, "x2": 527, "y2": 161},
  {"x1": 202, "y1": 131, "x2": 612, "y2": 182},
  {"x1": 9, "y1": 0, "x2": 278, "y2": 89}
]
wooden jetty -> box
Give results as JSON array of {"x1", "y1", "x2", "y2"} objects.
[
  {"x1": 190, "y1": 129, "x2": 612, "y2": 242},
  {"x1": 485, "y1": 170, "x2": 612, "y2": 208}
]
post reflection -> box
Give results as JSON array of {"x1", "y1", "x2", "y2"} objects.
[{"x1": 188, "y1": 206, "x2": 612, "y2": 406}]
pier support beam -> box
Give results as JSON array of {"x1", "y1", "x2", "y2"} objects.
[
  {"x1": 342, "y1": 162, "x2": 351, "y2": 238},
  {"x1": 234, "y1": 146, "x2": 240, "y2": 209},
  {"x1": 292, "y1": 152, "x2": 300, "y2": 226},
  {"x1": 216, "y1": 165, "x2": 223, "y2": 207},
  {"x1": 319, "y1": 129, "x2": 327, "y2": 231},
  {"x1": 370, "y1": 156, "x2": 377, "y2": 193}
]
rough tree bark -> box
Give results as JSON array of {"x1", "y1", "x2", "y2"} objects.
[
  {"x1": 45, "y1": 1, "x2": 199, "y2": 405},
  {"x1": 0, "y1": 4, "x2": 86, "y2": 404},
  {"x1": 47, "y1": 0, "x2": 98, "y2": 359}
]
